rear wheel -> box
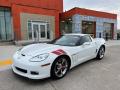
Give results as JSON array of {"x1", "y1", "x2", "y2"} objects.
[
  {"x1": 51, "y1": 57, "x2": 69, "y2": 79},
  {"x1": 96, "y1": 46, "x2": 105, "y2": 60}
]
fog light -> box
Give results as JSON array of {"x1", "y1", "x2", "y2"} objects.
[{"x1": 31, "y1": 71, "x2": 39, "y2": 75}]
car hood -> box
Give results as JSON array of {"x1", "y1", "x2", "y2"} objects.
[{"x1": 20, "y1": 43, "x2": 61, "y2": 56}]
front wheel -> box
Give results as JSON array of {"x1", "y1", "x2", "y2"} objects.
[
  {"x1": 51, "y1": 57, "x2": 69, "y2": 79},
  {"x1": 96, "y1": 46, "x2": 105, "y2": 60}
]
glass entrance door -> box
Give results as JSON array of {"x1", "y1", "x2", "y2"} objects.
[
  {"x1": 40, "y1": 23, "x2": 47, "y2": 39},
  {"x1": 32, "y1": 23, "x2": 47, "y2": 41},
  {"x1": 103, "y1": 23, "x2": 112, "y2": 40}
]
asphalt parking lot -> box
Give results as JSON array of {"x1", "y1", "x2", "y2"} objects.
[{"x1": 0, "y1": 42, "x2": 120, "y2": 90}]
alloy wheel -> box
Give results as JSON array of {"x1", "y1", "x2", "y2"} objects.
[
  {"x1": 99, "y1": 47, "x2": 105, "y2": 59},
  {"x1": 54, "y1": 58, "x2": 68, "y2": 78}
]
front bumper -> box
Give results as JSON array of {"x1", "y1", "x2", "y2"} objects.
[
  {"x1": 12, "y1": 51, "x2": 58, "y2": 79},
  {"x1": 12, "y1": 60, "x2": 51, "y2": 79}
]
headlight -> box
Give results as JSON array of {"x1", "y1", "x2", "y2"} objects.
[{"x1": 29, "y1": 53, "x2": 49, "y2": 62}]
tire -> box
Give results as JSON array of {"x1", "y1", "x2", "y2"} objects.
[
  {"x1": 96, "y1": 46, "x2": 105, "y2": 60},
  {"x1": 51, "y1": 57, "x2": 69, "y2": 79}
]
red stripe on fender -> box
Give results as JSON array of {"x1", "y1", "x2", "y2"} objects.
[
  {"x1": 57, "y1": 49, "x2": 66, "y2": 54},
  {"x1": 52, "y1": 49, "x2": 66, "y2": 55},
  {"x1": 52, "y1": 51, "x2": 62, "y2": 55}
]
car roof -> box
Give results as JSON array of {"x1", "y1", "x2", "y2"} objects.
[{"x1": 64, "y1": 33, "x2": 89, "y2": 36}]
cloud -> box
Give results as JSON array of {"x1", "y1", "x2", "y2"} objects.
[{"x1": 64, "y1": 0, "x2": 120, "y2": 29}]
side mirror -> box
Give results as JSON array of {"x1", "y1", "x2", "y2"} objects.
[{"x1": 83, "y1": 42, "x2": 90, "y2": 46}]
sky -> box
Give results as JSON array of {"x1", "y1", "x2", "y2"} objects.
[{"x1": 64, "y1": 0, "x2": 120, "y2": 29}]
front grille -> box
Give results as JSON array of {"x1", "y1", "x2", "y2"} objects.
[{"x1": 16, "y1": 67, "x2": 27, "y2": 73}]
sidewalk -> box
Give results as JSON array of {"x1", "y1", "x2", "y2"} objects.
[
  {"x1": 0, "y1": 45, "x2": 20, "y2": 60},
  {"x1": 106, "y1": 40, "x2": 120, "y2": 47},
  {"x1": 0, "y1": 40, "x2": 120, "y2": 67},
  {"x1": 0, "y1": 40, "x2": 120, "y2": 60}
]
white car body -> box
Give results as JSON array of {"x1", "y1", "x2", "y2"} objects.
[{"x1": 12, "y1": 34, "x2": 105, "y2": 79}]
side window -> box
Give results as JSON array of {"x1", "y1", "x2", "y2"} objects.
[
  {"x1": 80, "y1": 36, "x2": 92, "y2": 45},
  {"x1": 86, "y1": 36, "x2": 92, "y2": 42}
]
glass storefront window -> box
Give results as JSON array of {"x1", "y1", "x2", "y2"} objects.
[{"x1": 0, "y1": 7, "x2": 12, "y2": 41}]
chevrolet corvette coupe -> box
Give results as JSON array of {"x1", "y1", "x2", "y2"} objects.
[{"x1": 12, "y1": 34, "x2": 105, "y2": 79}]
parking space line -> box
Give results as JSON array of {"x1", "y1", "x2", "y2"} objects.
[{"x1": 0, "y1": 59, "x2": 13, "y2": 67}]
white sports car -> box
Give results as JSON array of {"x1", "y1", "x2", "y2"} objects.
[{"x1": 12, "y1": 34, "x2": 105, "y2": 79}]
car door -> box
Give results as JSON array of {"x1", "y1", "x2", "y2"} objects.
[
  {"x1": 68, "y1": 45, "x2": 87, "y2": 67},
  {"x1": 77, "y1": 35, "x2": 96, "y2": 63},
  {"x1": 69, "y1": 35, "x2": 96, "y2": 67}
]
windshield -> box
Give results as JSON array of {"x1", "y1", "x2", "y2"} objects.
[{"x1": 49, "y1": 35, "x2": 81, "y2": 46}]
